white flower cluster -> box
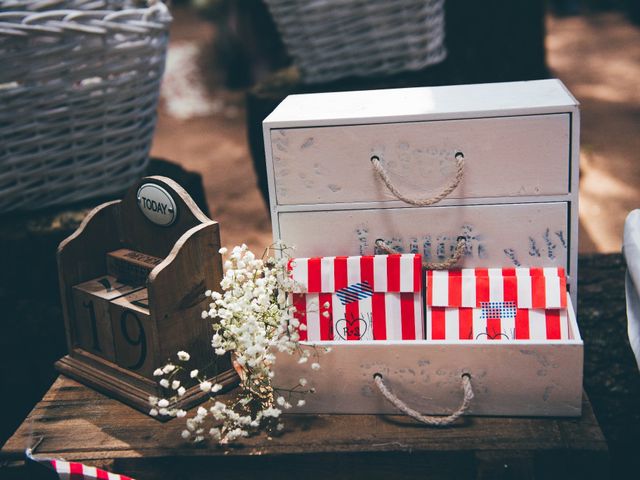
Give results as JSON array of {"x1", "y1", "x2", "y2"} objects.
[
  {"x1": 148, "y1": 394, "x2": 187, "y2": 419},
  {"x1": 151, "y1": 244, "x2": 325, "y2": 445},
  {"x1": 207, "y1": 244, "x2": 301, "y2": 367}
]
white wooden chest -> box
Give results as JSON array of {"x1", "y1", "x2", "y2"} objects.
[{"x1": 263, "y1": 80, "x2": 583, "y2": 417}]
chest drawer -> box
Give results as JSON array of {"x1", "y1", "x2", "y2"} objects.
[
  {"x1": 274, "y1": 312, "x2": 583, "y2": 416},
  {"x1": 265, "y1": 80, "x2": 582, "y2": 419},
  {"x1": 270, "y1": 114, "x2": 570, "y2": 206},
  {"x1": 277, "y1": 201, "x2": 570, "y2": 275}
]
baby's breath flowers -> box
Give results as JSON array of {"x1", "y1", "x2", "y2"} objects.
[{"x1": 150, "y1": 243, "x2": 327, "y2": 444}]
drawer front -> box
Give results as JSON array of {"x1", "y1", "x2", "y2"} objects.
[
  {"x1": 270, "y1": 114, "x2": 570, "y2": 205},
  {"x1": 277, "y1": 202, "x2": 569, "y2": 273},
  {"x1": 273, "y1": 339, "x2": 583, "y2": 416}
]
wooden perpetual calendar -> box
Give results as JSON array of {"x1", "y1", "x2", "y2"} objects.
[{"x1": 55, "y1": 176, "x2": 236, "y2": 416}]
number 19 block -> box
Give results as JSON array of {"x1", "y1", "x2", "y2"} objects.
[
  {"x1": 71, "y1": 276, "x2": 142, "y2": 362},
  {"x1": 110, "y1": 289, "x2": 155, "y2": 379}
]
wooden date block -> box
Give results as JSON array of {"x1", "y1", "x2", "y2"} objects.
[
  {"x1": 56, "y1": 176, "x2": 232, "y2": 416},
  {"x1": 106, "y1": 248, "x2": 163, "y2": 286},
  {"x1": 72, "y1": 276, "x2": 142, "y2": 362},
  {"x1": 110, "y1": 289, "x2": 155, "y2": 379}
]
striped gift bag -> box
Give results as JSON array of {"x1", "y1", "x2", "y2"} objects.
[
  {"x1": 426, "y1": 268, "x2": 569, "y2": 341},
  {"x1": 288, "y1": 254, "x2": 423, "y2": 341}
]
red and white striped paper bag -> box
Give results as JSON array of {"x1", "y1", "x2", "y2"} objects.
[
  {"x1": 288, "y1": 254, "x2": 423, "y2": 341},
  {"x1": 426, "y1": 268, "x2": 570, "y2": 341}
]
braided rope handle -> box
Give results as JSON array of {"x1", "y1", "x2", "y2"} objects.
[
  {"x1": 374, "y1": 373, "x2": 474, "y2": 426},
  {"x1": 375, "y1": 236, "x2": 466, "y2": 270},
  {"x1": 371, "y1": 152, "x2": 465, "y2": 206}
]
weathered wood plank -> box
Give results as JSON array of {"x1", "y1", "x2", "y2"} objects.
[{"x1": 2, "y1": 376, "x2": 607, "y2": 465}]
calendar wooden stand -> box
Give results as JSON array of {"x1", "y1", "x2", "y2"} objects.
[{"x1": 55, "y1": 176, "x2": 236, "y2": 417}]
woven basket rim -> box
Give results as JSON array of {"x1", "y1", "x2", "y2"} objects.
[{"x1": 0, "y1": 0, "x2": 171, "y2": 38}]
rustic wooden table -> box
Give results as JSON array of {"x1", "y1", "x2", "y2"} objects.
[
  {"x1": 5, "y1": 254, "x2": 633, "y2": 479},
  {"x1": 1, "y1": 376, "x2": 607, "y2": 480}
]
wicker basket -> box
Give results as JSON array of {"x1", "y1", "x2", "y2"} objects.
[
  {"x1": 0, "y1": 0, "x2": 171, "y2": 213},
  {"x1": 263, "y1": 0, "x2": 447, "y2": 84}
]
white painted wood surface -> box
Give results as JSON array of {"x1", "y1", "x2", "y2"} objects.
[
  {"x1": 274, "y1": 300, "x2": 582, "y2": 417},
  {"x1": 278, "y1": 202, "x2": 570, "y2": 272},
  {"x1": 264, "y1": 79, "x2": 579, "y2": 127},
  {"x1": 569, "y1": 110, "x2": 581, "y2": 311},
  {"x1": 271, "y1": 114, "x2": 570, "y2": 205},
  {"x1": 263, "y1": 79, "x2": 580, "y2": 307},
  {"x1": 264, "y1": 80, "x2": 583, "y2": 417}
]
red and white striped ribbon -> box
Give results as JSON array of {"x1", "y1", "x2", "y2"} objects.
[
  {"x1": 26, "y1": 449, "x2": 134, "y2": 480},
  {"x1": 50, "y1": 460, "x2": 134, "y2": 480}
]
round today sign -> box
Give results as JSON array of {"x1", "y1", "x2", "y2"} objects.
[{"x1": 137, "y1": 183, "x2": 177, "y2": 227}]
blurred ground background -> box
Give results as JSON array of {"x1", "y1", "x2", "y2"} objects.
[
  {"x1": 549, "y1": 11, "x2": 640, "y2": 253},
  {"x1": 151, "y1": 3, "x2": 640, "y2": 256},
  {"x1": 150, "y1": 8, "x2": 273, "y2": 254}
]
